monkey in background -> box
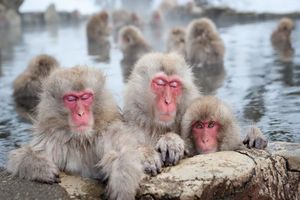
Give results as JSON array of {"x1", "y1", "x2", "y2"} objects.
[
  {"x1": 86, "y1": 10, "x2": 111, "y2": 62},
  {"x1": 181, "y1": 96, "x2": 268, "y2": 156},
  {"x1": 13, "y1": 54, "x2": 59, "y2": 117},
  {"x1": 123, "y1": 52, "x2": 200, "y2": 175},
  {"x1": 8, "y1": 66, "x2": 143, "y2": 200},
  {"x1": 118, "y1": 25, "x2": 151, "y2": 82},
  {"x1": 86, "y1": 10, "x2": 110, "y2": 43},
  {"x1": 185, "y1": 18, "x2": 225, "y2": 68},
  {"x1": 271, "y1": 17, "x2": 295, "y2": 62},
  {"x1": 166, "y1": 27, "x2": 186, "y2": 57}
]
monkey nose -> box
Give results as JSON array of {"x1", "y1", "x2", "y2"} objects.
[{"x1": 77, "y1": 112, "x2": 84, "y2": 117}]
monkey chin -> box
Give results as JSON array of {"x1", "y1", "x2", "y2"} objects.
[
  {"x1": 196, "y1": 147, "x2": 218, "y2": 155},
  {"x1": 156, "y1": 112, "x2": 176, "y2": 127}
]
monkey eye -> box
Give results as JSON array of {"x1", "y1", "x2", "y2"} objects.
[
  {"x1": 64, "y1": 95, "x2": 77, "y2": 102},
  {"x1": 81, "y1": 93, "x2": 93, "y2": 101},
  {"x1": 208, "y1": 121, "x2": 216, "y2": 128},
  {"x1": 155, "y1": 79, "x2": 167, "y2": 86},
  {"x1": 169, "y1": 81, "x2": 180, "y2": 88},
  {"x1": 193, "y1": 121, "x2": 204, "y2": 129}
]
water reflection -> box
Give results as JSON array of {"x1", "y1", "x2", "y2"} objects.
[{"x1": 192, "y1": 64, "x2": 226, "y2": 95}]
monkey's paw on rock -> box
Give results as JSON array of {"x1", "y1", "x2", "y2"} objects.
[{"x1": 1, "y1": 142, "x2": 299, "y2": 200}]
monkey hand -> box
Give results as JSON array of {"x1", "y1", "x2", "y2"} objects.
[
  {"x1": 156, "y1": 132, "x2": 185, "y2": 166},
  {"x1": 138, "y1": 145, "x2": 162, "y2": 176},
  {"x1": 30, "y1": 158, "x2": 60, "y2": 184},
  {"x1": 243, "y1": 126, "x2": 268, "y2": 149}
]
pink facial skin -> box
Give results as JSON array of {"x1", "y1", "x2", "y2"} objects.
[
  {"x1": 63, "y1": 90, "x2": 94, "y2": 132},
  {"x1": 192, "y1": 120, "x2": 220, "y2": 154},
  {"x1": 151, "y1": 74, "x2": 182, "y2": 122}
]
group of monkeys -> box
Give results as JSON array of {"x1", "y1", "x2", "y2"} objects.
[{"x1": 7, "y1": 8, "x2": 296, "y2": 200}]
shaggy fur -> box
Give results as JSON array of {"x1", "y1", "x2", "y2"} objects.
[
  {"x1": 8, "y1": 66, "x2": 143, "y2": 200},
  {"x1": 186, "y1": 18, "x2": 225, "y2": 67},
  {"x1": 181, "y1": 96, "x2": 267, "y2": 156},
  {"x1": 166, "y1": 27, "x2": 186, "y2": 57},
  {"x1": 123, "y1": 52, "x2": 200, "y2": 169},
  {"x1": 13, "y1": 54, "x2": 59, "y2": 112}
]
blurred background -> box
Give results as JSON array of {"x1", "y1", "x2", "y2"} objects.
[{"x1": 0, "y1": 0, "x2": 299, "y2": 167}]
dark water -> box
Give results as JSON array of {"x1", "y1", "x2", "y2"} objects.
[{"x1": 0, "y1": 18, "x2": 300, "y2": 167}]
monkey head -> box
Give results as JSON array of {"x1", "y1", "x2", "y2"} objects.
[
  {"x1": 36, "y1": 66, "x2": 116, "y2": 137},
  {"x1": 118, "y1": 25, "x2": 145, "y2": 51},
  {"x1": 181, "y1": 96, "x2": 241, "y2": 155},
  {"x1": 187, "y1": 18, "x2": 218, "y2": 41},
  {"x1": 28, "y1": 54, "x2": 59, "y2": 77},
  {"x1": 124, "y1": 52, "x2": 199, "y2": 128},
  {"x1": 277, "y1": 17, "x2": 294, "y2": 34}
]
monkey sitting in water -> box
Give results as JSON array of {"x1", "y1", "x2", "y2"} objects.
[
  {"x1": 181, "y1": 96, "x2": 267, "y2": 156},
  {"x1": 185, "y1": 18, "x2": 225, "y2": 68},
  {"x1": 271, "y1": 17, "x2": 295, "y2": 62},
  {"x1": 13, "y1": 54, "x2": 59, "y2": 115}
]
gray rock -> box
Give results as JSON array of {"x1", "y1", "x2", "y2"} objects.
[{"x1": 0, "y1": 168, "x2": 70, "y2": 200}]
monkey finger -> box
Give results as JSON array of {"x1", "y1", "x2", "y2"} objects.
[
  {"x1": 158, "y1": 149, "x2": 167, "y2": 163},
  {"x1": 166, "y1": 149, "x2": 175, "y2": 166}
]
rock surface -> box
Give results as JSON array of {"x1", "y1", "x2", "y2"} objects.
[{"x1": 0, "y1": 142, "x2": 299, "y2": 199}]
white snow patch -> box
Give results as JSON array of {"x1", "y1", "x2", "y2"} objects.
[
  {"x1": 208, "y1": 0, "x2": 300, "y2": 14},
  {"x1": 20, "y1": 0, "x2": 101, "y2": 14}
]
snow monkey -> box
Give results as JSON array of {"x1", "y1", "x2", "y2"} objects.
[
  {"x1": 13, "y1": 54, "x2": 59, "y2": 113},
  {"x1": 166, "y1": 27, "x2": 186, "y2": 57},
  {"x1": 181, "y1": 96, "x2": 268, "y2": 156},
  {"x1": 123, "y1": 52, "x2": 200, "y2": 175},
  {"x1": 271, "y1": 17, "x2": 295, "y2": 62},
  {"x1": 8, "y1": 66, "x2": 143, "y2": 200},
  {"x1": 118, "y1": 25, "x2": 151, "y2": 81},
  {"x1": 186, "y1": 17, "x2": 225, "y2": 67}
]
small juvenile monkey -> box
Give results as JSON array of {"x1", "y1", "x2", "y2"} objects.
[
  {"x1": 181, "y1": 96, "x2": 268, "y2": 156},
  {"x1": 124, "y1": 52, "x2": 200, "y2": 174},
  {"x1": 271, "y1": 17, "x2": 295, "y2": 62},
  {"x1": 8, "y1": 66, "x2": 143, "y2": 200},
  {"x1": 186, "y1": 18, "x2": 225, "y2": 67},
  {"x1": 166, "y1": 27, "x2": 186, "y2": 57},
  {"x1": 13, "y1": 54, "x2": 59, "y2": 112},
  {"x1": 118, "y1": 25, "x2": 151, "y2": 81}
]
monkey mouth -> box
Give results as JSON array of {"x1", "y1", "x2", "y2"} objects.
[{"x1": 158, "y1": 112, "x2": 176, "y2": 122}]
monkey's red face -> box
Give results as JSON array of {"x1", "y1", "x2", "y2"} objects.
[
  {"x1": 192, "y1": 120, "x2": 220, "y2": 154},
  {"x1": 63, "y1": 90, "x2": 94, "y2": 133},
  {"x1": 151, "y1": 74, "x2": 182, "y2": 123}
]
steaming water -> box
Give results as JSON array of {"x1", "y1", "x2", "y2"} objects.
[{"x1": 0, "y1": 18, "x2": 299, "y2": 167}]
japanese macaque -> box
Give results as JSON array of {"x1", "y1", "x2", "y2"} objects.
[
  {"x1": 271, "y1": 17, "x2": 295, "y2": 62},
  {"x1": 166, "y1": 27, "x2": 186, "y2": 57},
  {"x1": 7, "y1": 67, "x2": 143, "y2": 200},
  {"x1": 124, "y1": 52, "x2": 200, "y2": 174},
  {"x1": 112, "y1": 9, "x2": 142, "y2": 41},
  {"x1": 13, "y1": 54, "x2": 59, "y2": 114},
  {"x1": 118, "y1": 25, "x2": 151, "y2": 82},
  {"x1": 86, "y1": 10, "x2": 111, "y2": 62},
  {"x1": 149, "y1": 10, "x2": 164, "y2": 30},
  {"x1": 181, "y1": 96, "x2": 268, "y2": 156},
  {"x1": 186, "y1": 18, "x2": 225, "y2": 67},
  {"x1": 86, "y1": 10, "x2": 110, "y2": 42}
]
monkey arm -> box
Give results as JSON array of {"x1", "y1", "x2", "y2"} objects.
[
  {"x1": 156, "y1": 132, "x2": 185, "y2": 166},
  {"x1": 95, "y1": 121, "x2": 143, "y2": 200},
  {"x1": 6, "y1": 145, "x2": 60, "y2": 184}
]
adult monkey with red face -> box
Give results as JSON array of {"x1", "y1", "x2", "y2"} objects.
[
  {"x1": 7, "y1": 66, "x2": 143, "y2": 200},
  {"x1": 123, "y1": 52, "x2": 200, "y2": 174},
  {"x1": 181, "y1": 96, "x2": 268, "y2": 156}
]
